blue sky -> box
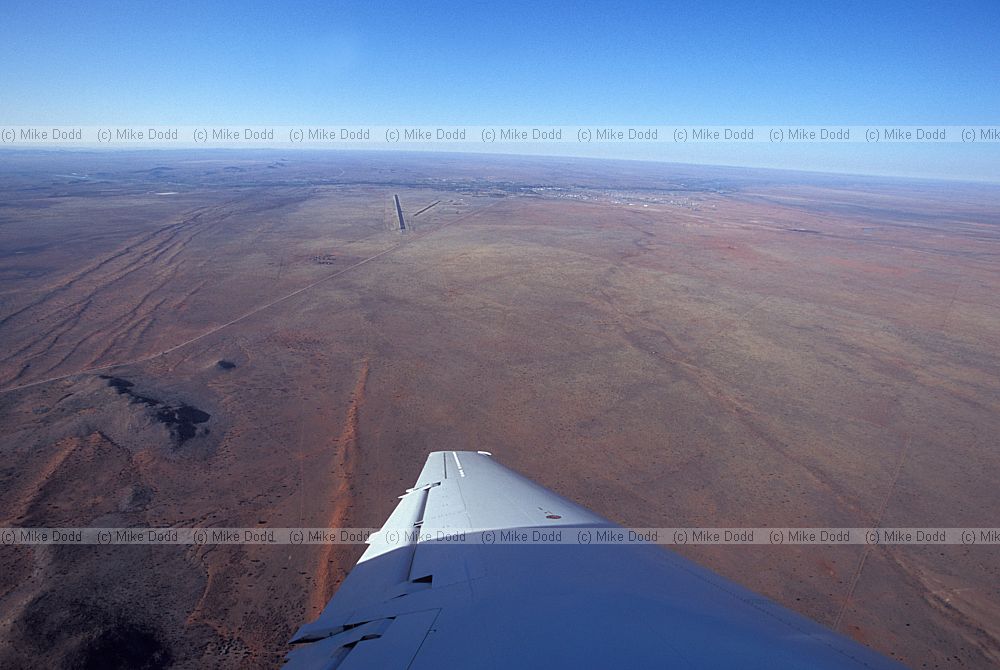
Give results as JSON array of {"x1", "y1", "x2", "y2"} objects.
[{"x1": 1, "y1": 0, "x2": 998, "y2": 179}]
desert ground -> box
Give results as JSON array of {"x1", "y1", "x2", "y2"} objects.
[{"x1": 0, "y1": 150, "x2": 998, "y2": 668}]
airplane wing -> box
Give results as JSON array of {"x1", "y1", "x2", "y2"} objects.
[{"x1": 285, "y1": 451, "x2": 903, "y2": 668}]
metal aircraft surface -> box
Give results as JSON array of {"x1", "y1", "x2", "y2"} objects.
[{"x1": 285, "y1": 451, "x2": 903, "y2": 668}]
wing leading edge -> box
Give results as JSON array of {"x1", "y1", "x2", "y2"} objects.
[{"x1": 285, "y1": 451, "x2": 904, "y2": 669}]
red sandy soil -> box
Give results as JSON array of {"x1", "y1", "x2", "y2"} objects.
[{"x1": 0, "y1": 152, "x2": 998, "y2": 668}]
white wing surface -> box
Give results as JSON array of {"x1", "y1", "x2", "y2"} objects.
[{"x1": 285, "y1": 451, "x2": 903, "y2": 669}]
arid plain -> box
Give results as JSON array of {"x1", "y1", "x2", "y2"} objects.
[{"x1": 0, "y1": 151, "x2": 998, "y2": 668}]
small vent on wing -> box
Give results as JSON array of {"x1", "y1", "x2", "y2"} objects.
[{"x1": 388, "y1": 573, "x2": 434, "y2": 599}]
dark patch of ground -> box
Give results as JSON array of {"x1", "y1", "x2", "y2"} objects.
[
  {"x1": 99, "y1": 375, "x2": 210, "y2": 444},
  {"x1": 12, "y1": 594, "x2": 173, "y2": 670},
  {"x1": 155, "y1": 405, "x2": 211, "y2": 443},
  {"x1": 99, "y1": 375, "x2": 158, "y2": 406},
  {"x1": 70, "y1": 618, "x2": 173, "y2": 670}
]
